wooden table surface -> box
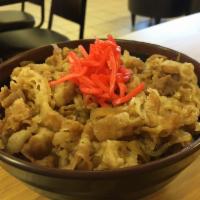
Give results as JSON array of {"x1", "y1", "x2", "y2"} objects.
[{"x1": 1, "y1": 13, "x2": 200, "y2": 200}]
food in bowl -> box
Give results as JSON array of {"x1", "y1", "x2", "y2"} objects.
[{"x1": 0, "y1": 36, "x2": 200, "y2": 171}]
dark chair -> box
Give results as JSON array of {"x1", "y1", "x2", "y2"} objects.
[
  {"x1": 128, "y1": 0, "x2": 189, "y2": 25},
  {"x1": 187, "y1": 0, "x2": 200, "y2": 14},
  {"x1": 22, "y1": 0, "x2": 45, "y2": 28},
  {"x1": 0, "y1": 0, "x2": 44, "y2": 32},
  {"x1": 48, "y1": 0, "x2": 87, "y2": 39},
  {"x1": 0, "y1": 0, "x2": 87, "y2": 60},
  {"x1": 0, "y1": 0, "x2": 24, "y2": 6}
]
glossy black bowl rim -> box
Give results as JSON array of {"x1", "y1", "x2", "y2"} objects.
[{"x1": 0, "y1": 39, "x2": 200, "y2": 179}]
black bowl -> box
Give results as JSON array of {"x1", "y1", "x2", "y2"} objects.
[{"x1": 0, "y1": 39, "x2": 200, "y2": 200}]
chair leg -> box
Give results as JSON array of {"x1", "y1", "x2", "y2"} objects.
[
  {"x1": 79, "y1": 26, "x2": 84, "y2": 39},
  {"x1": 131, "y1": 14, "x2": 136, "y2": 26},
  {"x1": 21, "y1": 0, "x2": 25, "y2": 11},
  {"x1": 149, "y1": 18, "x2": 154, "y2": 26},
  {"x1": 36, "y1": 0, "x2": 45, "y2": 28},
  {"x1": 0, "y1": 57, "x2": 3, "y2": 64},
  {"x1": 155, "y1": 17, "x2": 161, "y2": 24},
  {"x1": 79, "y1": 0, "x2": 87, "y2": 39}
]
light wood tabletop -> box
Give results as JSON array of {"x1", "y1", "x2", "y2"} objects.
[{"x1": 1, "y1": 13, "x2": 200, "y2": 200}]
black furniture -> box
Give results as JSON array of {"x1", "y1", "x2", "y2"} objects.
[
  {"x1": 187, "y1": 0, "x2": 200, "y2": 14},
  {"x1": 22, "y1": 0, "x2": 45, "y2": 28},
  {"x1": 128, "y1": 0, "x2": 189, "y2": 25},
  {"x1": 0, "y1": 0, "x2": 34, "y2": 32},
  {"x1": 0, "y1": 0, "x2": 87, "y2": 60},
  {"x1": 0, "y1": 10, "x2": 34, "y2": 32},
  {"x1": 49, "y1": 0, "x2": 87, "y2": 39},
  {"x1": 0, "y1": 0, "x2": 44, "y2": 32}
]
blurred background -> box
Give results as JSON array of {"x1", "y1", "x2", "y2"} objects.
[
  {"x1": 0, "y1": 0, "x2": 199, "y2": 60},
  {"x1": 0, "y1": 0, "x2": 199, "y2": 39},
  {"x1": 0, "y1": 0, "x2": 134, "y2": 39},
  {"x1": 1, "y1": 0, "x2": 199, "y2": 40}
]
